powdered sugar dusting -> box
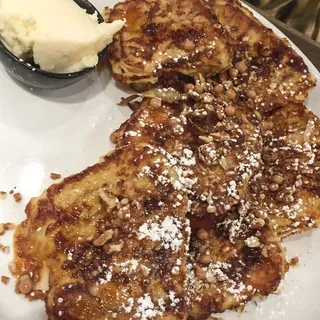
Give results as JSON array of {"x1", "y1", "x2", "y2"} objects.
[{"x1": 138, "y1": 216, "x2": 184, "y2": 252}]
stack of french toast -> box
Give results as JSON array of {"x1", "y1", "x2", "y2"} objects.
[{"x1": 12, "y1": 0, "x2": 320, "y2": 319}]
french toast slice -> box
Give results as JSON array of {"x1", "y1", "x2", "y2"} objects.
[
  {"x1": 106, "y1": 0, "x2": 233, "y2": 87},
  {"x1": 111, "y1": 94, "x2": 262, "y2": 219},
  {"x1": 187, "y1": 204, "x2": 287, "y2": 319},
  {"x1": 13, "y1": 144, "x2": 191, "y2": 320},
  {"x1": 107, "y1": 0, "x2": 315, "y2": 112},
  {"x1": 246, "y1": 103, "x2": 320, "y2": 238},
  {"x1": 208, "y1": 0, "x2": 316, "y2": 112}
]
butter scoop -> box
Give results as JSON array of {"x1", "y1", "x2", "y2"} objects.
[{"x1": 0, "y1": 0, "x2": 125, "y2": 73}]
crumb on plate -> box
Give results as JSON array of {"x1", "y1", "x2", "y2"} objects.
[
  {"x1": 13, "y1": 193, "x2": 22, "y2": 202},
  {"x1": 2, "y1": 246, "x2": 10, "y2": 254},
  {"x1": 50, "y1": 173, "x2": 62, "y2": 180},
  {"x1": 0, "y1": 191, "x2": 7, "y2": 200},
  {"x1": 1, "y1": 276, "x2": 10, "y2": 285}
]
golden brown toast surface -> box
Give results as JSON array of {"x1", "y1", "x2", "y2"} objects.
[
  {"x1": 107, "y1": 0, "x2": 315, "y2": 111},
  {"x1": 107, "y1": 0, "x2": 233, "y2": 86},
  {"x1": 209, "y1": 0, "x2": 316, "y2": 112},
  {"x1": 110, "y1": 92, "x2": 290, "y2": 318},
  {"x1": 245, "y1": 103, "x2": 320, "y2": 238},
  {"x1": 112, "y1": 94, "x2": 262, "y2": 219},
  {"x1": 187, "y1": 204, "x2": 287, "y2": 319},
  {"x1": 14, "y1": 144, "x2": 191, "y2": 320}
]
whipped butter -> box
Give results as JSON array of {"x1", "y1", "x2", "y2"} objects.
[{"x1": 0, "y1": 0, "x2": 124, "y2": 73}]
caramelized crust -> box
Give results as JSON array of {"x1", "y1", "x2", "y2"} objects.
[
  {"x1": 14, "y1": 144, "x2": 191, "y2": 320},
  {"x1": 112, "y1": 95, "x2": 262, "y2": 218},
  {"x1": 187, "y1": 205, "x2": 287, "y2": 319},
  {"x1": 247, "y1": 103, "x2": 320, "y2": 238},
  {"x1": 12, "y1": 83, "x2": 317, "y2": 320},
  {"x1": 209, "y1": 0, "x2": 316, "y2": 112},
  {"x1": 107, "y1": 0, "x2": 315, "y2": 112},
  {"x1": 107, "y1": 0, "x2": 233, "y2": 86}
]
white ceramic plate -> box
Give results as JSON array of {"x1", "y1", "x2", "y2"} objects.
[{"x1": 0, "y1": 1, "x2": 319, "y2": 319}]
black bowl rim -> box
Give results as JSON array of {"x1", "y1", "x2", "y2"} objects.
[{"x1": 0, "y1": 0, "x2": 106, "y2": 79}]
